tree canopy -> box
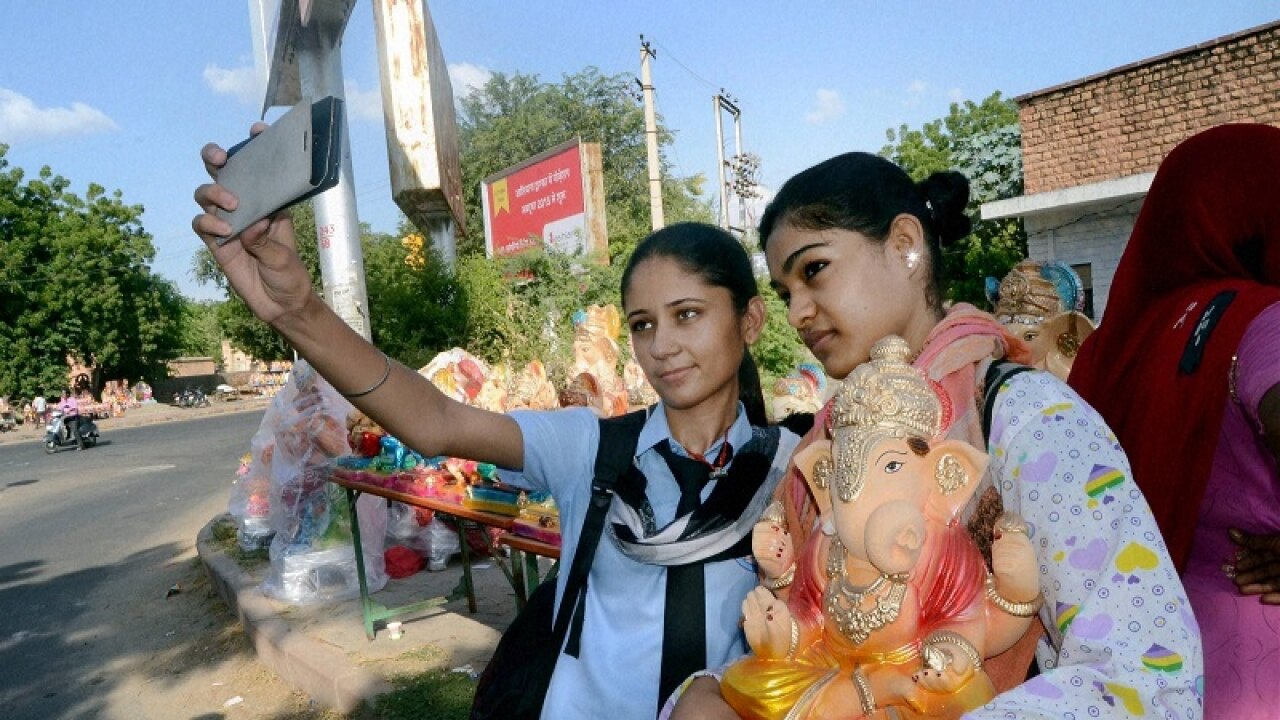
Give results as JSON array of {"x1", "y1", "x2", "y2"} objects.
[
  {"x1": 881, "y1": 92, "x2": 1027, "y2": 306},
  {"x1": 0, "y1": 145, "x2": 184, "y2": 400}
]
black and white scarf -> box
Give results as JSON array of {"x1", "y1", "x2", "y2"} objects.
[{"x1": 608, "y1": 426, "x2": 799, "y2": 566}]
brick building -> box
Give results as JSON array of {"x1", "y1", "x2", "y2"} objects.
[{"x1": 982, "y1": 21, "x2": 1280, "y2": 320}]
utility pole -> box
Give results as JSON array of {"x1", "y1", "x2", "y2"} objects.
[
  {"x1": 639, "y1": 35, "x2": 664, "y2": 231},
  {"x1": 713, "y1": 92, "x2": 742, "y2": 231}
]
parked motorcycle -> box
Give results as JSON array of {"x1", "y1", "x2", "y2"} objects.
[
  {"x1": 44, "y1": 411, "x2": 99, "y2": 453},
  {"x1": 173, "y1": 387, "x2": 211, "y2": 408}
]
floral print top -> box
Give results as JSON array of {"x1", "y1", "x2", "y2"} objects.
[{"x1": 972, "y1": 370, "x2": 1203, "y2": 719}]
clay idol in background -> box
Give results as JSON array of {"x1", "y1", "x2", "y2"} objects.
[{"x1": 985, "y1": 260, "x2": 1095, "y2": 381}]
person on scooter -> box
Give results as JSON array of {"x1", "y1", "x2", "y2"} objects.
[{"x1": 58, "y1": 389, "x2": 82, "y2": 448}]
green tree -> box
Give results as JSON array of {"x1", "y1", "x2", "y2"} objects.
[
  {"x1": 881, "y1": 92, "x2": 1027, "y2": 305},
  {"x1": 0, "y1": 145, "x2": 184, "y2": 399},
  {"x1": 179, "y1": 298, "x2": 224, "y2": 364},
  {"x1": 363, "y1": 230, "x2": 467, "y2": 369}
]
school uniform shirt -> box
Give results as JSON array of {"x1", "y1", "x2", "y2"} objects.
[
  {"x1": 503, "y1": 403, "x2": 800, "y2": 720},
  {"x1": 974, "y1": 371, "x2": 1203, "y2": 718}
]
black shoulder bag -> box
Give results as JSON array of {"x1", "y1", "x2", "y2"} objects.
[{"x1": 471, "y1": 410, "x2": 647, "y2": 720}]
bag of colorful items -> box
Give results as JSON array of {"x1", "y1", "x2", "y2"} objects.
[{"x1": 248, "y1": 361, "x2": 390, "y2": 605}]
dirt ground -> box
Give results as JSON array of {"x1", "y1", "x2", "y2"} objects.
[{"x1": 109, "y1": 552, "x2": 344, "y2": 720}]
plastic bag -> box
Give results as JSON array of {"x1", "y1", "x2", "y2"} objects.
[
  {"x1": 246, "y1": 361, "x2": 390, "y2": 604},
  {"x1": 386, "y1": 500, "x2": 434, "y2": 557},
  {"x1": 427, "y1": 517, "x2": 461, "y2": 572},
  {"x1": 260, "y1": 487, "x2": 389, "y2": 603}
]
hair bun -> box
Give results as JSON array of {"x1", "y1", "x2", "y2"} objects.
[{"x1": 916, "y1": 171, "x2": 971, "y2": 246}]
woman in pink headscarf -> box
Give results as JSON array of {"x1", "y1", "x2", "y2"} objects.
[{"x1": 1070, "y1": 123, "x2": 1280, "y2": 719}]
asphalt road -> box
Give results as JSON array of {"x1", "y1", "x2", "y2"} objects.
[{"x1": 0, "y1": 409, "x2": 267, "y2": 719}]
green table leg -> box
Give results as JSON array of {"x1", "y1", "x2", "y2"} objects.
[
  {"x1": 457, "y1": 520, "x2": 477, "y2": 614},
  {"x1": 346, "y1": 488, "x2": 376, "y2": 641},
  {"x1": 344, "y1": 490, "x2": 469, "y2": 641}
]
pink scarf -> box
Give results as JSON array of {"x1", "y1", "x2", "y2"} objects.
[{"x1": 914, "y1": 304, "x2": 1032, "y2": 446}]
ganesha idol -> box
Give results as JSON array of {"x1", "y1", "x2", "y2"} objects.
[
  {"x1": 722, "y1": 337, "x2": 1043, "y2": 719},
  {"x1": 568, "y1": 304, "x2": 629, "y2": 417},
  {"x1": 986, "y1": 260, "x2": 1096, "y2": 381}
]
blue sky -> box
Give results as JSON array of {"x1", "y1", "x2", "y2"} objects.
[{"x1": 1, "y1": 2, "x2": 1275, "y2": 301}]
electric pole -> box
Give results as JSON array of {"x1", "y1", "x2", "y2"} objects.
[
  {"x1": 713, "y1": 92, "x2": 743, "y2": 231},
  {"x1": 713, "y1": 91, "x2": 762, "y2": 238},
  {"x1": 640, "y1": 35, "x2": 664, "y2": 231}
]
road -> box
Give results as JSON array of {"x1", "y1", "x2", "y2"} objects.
[{"x1": 0, "y1": 409, "x2": 324, "y2": 719}]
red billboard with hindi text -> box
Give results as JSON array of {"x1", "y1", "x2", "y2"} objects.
[{"x1": 482, "y1": 139, "x2": 602, "y2": 259}]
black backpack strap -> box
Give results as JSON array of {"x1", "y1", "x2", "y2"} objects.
[
  {"x1": 981, "y1": 360, "x2": 1034, "y2": 444},
  {"x1": 558, "y1": 408, "x2": 648, "y2": 657}
]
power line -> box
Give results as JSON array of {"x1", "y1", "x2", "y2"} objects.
[{"x1": 648, "y1": 38, "x2": 722, "y2": 91}]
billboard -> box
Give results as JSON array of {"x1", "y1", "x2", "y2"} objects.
[{"x1": 481, "y1": 139, "x2": 608, "y2": 260}]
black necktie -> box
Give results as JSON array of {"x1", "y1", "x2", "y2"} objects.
[{"x1": 654, "y1": 442, "x2": 724, "y2": 709}]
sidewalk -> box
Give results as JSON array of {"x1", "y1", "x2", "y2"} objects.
[
  {"x1": 196, "y1": 514, "x2": 525, "y2": 714},
  {"x1": 0, "y1": 397, "x2": 272, "y2": 446}
]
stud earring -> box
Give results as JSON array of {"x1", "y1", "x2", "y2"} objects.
[{"x1": 905, "y1": 250, "x2": 921, "y2": 271}]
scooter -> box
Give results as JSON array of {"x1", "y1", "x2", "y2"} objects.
[{"x1": 44, "y1": 411, "x2": 99, "y2": 453}]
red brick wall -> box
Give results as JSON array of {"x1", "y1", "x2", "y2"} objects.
[{"x1": 1020, "y1": 23, "x2": 1280, "y2": 194}]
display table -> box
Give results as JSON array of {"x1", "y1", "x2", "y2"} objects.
[{"x1": 327, "y1": 475, "x2": 561, "y2": 639}]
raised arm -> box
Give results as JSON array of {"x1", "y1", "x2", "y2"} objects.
[{"x1": 191, "y1": 133, "x2": 522, "y2": 470}]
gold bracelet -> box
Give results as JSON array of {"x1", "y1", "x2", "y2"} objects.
[
  {"x1": 922, "y1": 630, "x2": 984, "y2": 673},
  {"x1": 342, "y1": 353, "x2": 391, "y2": 399},
  {"x1": 786, "y1": 617, "x2": 800, "y2": 660},
  {"x1": 985, "y1": 574, "x2": 1044, "y2": 618},
  {"x1": 851, "y1": 667, "x2": 876, "y2": 715},
  {"x1": 762, "y1": 563, "x2": 795, "y2": 590}
]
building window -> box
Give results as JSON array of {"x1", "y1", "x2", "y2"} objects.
[{"x1": 1072, "y1": 263, "x2": 1095, "y2": 320}]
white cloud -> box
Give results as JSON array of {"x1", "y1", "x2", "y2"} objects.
[
  {"x1": 804, "y1": 88, "x2": 845, "y2": 125},
  {"x1": 907, "y1": 80, "x2": 928, "y2": 94},
  {"x1": 203, "y1": 63, "x2": 260, "y2": 105},
  {"x1": 948, "y1": 87, "x2": 965, "y2": 102},
  {"x1": 448, "y1": 62, "x2": 493, "y2": 98},
  {"x1": 0, "y1": 87, "x2": 117, "y2": 142},
  {"x1": 343, "y1": 80, "x2": 383, "y2": 122}
]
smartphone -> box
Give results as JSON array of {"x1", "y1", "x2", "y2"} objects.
[{"x1": 214, "y1": 96, "x2": 344, "y2": 244}]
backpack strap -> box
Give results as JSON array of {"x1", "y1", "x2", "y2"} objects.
[
  {"x1": 558, "y1": 408, "x2": 649, "y2": 657},
  {"x1": 981, "y1": 360, "x2": 1034, "y2": 444}
]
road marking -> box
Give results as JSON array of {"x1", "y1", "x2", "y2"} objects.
[{"x1": 130, "y1": 464, "x2": 177, "y2": 473}]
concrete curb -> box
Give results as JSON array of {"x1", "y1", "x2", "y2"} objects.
[{"x1": 196, "y1": 516, "x2": 393, "y2": 714}]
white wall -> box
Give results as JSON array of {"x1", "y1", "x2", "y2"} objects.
[{"x1": 1025, "y1": 197, "x2": 1144, "y2": 322}]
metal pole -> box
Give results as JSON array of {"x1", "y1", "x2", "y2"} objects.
[
  {"x1": 714, "y1": 94, "x2": 728, "y2": 229},
  {"x1": 733, "y1": 109, "x2": 746, "y2": 232},
  {"x1": 297, "y1": 31, "x2": 372, "y2": 341},
  {"x1": 640, "y1": 36, "x2": 664, "y2": 231}
]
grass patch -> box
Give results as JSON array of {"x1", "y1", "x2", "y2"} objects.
[
  {"x1": 369, "y1": 669, "x2": 476, "y2": 720},
  {"x1": 210, "y1": 514, "x2": 270, "y2": 570}
]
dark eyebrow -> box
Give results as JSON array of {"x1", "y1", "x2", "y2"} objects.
[
  {"x1": 666, "y1": 297, "x2": 703, "y2": 308},
  {"x1": 627, "y1": 297, "x2": 704, "y2": 320},
  {"x1": 781, "y1": 242, "x2": 828, "y2": 275},
  {"x1": 875, "y1": 449, "x2": 908, "y2": 465}
]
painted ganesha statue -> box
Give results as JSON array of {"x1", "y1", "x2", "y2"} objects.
[
  {"x1": 722, "y1": 337, "x2": 1043, "y2": 719},
  {"x1": 987, "y1": 260, "x2": 1096, "y2": 381}
]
